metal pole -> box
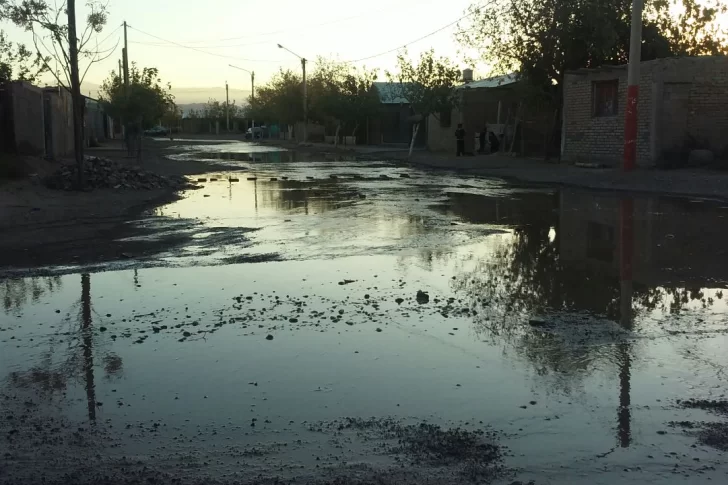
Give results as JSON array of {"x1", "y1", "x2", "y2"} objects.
[
  {"x1": 623, "y1": 0, "x2": 643, "y2": 172},
  {"x1": 302, "y1": 58, "x2": 307, "y2": 143}
]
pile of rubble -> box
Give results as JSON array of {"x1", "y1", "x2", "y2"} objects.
[{"x1": 45, "y1": 156, "x2": 193, "y2": 191}]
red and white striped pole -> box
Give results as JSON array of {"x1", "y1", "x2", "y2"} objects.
[{"x1": 623, "y1": 0, "x2": 644, "y2": 172}]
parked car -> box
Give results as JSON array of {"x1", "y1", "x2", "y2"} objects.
[
  {"x1": 144, "y1": 126, "x2": 169, "y2": 137},
  {"x1": 245, "y1": 126, "x2": 267, "y2": 140}
]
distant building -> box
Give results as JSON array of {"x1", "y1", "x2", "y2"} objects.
[
  {"x1": 428, "y1": 73, "x2": 519, "y2": 154},
  {"x1": 562, "y1": 56, "x2": 728, "y2": 167},
  {"x1": 367, "y1": 82, "x2": 426, "y2": 146}
]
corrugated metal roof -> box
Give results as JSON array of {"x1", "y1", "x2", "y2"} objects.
[
  {"x1": 372, "y1": 82, "x2": 410, "y2": 104},
  {"x1": 457, "y1": 73, "x2": 519, "y2": 90}
]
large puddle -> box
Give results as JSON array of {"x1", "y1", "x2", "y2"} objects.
[{"x1": 2, "y1": 143, "x2": 728, "y2": 484}]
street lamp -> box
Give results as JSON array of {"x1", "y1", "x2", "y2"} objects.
[
  {"x1": 228, "y1": 64, "x2": 255, "y2": 102},
  {"x1": 277, "y1": 43, "x2": 307, "y2": 143},
  {"x1": 229, "y1": 64, "x2": 256, "y2": 135}
]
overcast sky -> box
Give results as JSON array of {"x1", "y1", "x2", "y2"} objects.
[{"x1": 4, "y1": 0, "x2": 486, "y2": 102}]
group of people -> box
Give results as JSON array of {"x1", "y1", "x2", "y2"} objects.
[{"x1": 454, "y1": 124, "x2": 500, "y2": 157}]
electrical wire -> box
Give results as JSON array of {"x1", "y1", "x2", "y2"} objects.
[
  {"x1": 127, "y1": 25, "x2": 296, "y2": 63},
  {"x1": 343, "y1": 12, "x2": 475, "y2": 64}
]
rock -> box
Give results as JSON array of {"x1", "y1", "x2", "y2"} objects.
[
  {"x1": 44, "y1": 156, "x2": 194, "y2": 192},
  {"x1": 416, "y1": 290, "x2": 430, "y2": 304},
  {"x1": 657, "y1": 430, "x2": 667, "y2": 435},
  {"x1": 529, "y1": 319, "x2": 548, "y2": 327},
  {"x1": 395, "y1": 298, "x2": 404, "y2": 305},
  {"x1": 688, "y1": 149, "x2": 714, "y2": 167},
  {"x1": 530, "y1": 400, "x2": 537, "y2": 405},
  {"x1": 266, "y1": 334, "x2": 274, "y2": 340}
]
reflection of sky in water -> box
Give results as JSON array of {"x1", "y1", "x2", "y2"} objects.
[
  {"x1": 4, "y1": 145, "x2": 728, "y2": 482},
  {"x1": 3, "y1": 255, "x2": 727, "y2": 482}
]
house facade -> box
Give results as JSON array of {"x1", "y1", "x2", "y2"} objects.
[
  {"x1": 428, "y1": 74, "x2": 518, "y2": 154},
  {"x1": 562, "y1": 56, "x2": 728, "y2": 167},
  {"x1": 367, "y1": 82, "x2": 426, "y2": 146}
]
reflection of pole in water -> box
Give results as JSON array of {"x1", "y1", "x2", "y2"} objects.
[
  {"x1": 617, "y1": 343, "x2": 632, "y2": 447},
  {"x1": 81, "y1": 274, "x2": 96, "y2": 423},
  {"x1": 254, "y1": 178, "x2": 258, "y2": 213},
  {"x1": 133, "y1": 268, "x2": 139, "y2": 289},
  {"x1": 617, "y1": 198, "x2": 634, "y2": 447}
]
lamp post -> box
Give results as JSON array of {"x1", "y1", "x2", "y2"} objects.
[
  {"x1": 277, "y1": 43, "x2": 307, "y2": 143},
  {"x1": 229, "y1": 64, "x2": 256, "y2": 134}
]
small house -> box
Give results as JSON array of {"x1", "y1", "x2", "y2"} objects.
[{"x1": 561, "y1": 56, "x2": 728, "y2": 167}]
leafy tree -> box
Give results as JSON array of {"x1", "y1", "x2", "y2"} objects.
[
  {"x1": 310, "y1": 58, "x2": 379, "y2": 145},
  {"x1": 2, "y1": 0, "x2": 113, "y2": 188},
  {"x1": 387, "y1": 49, "x2": 462, "y2": 157},
  {"x1": 0, "y1": 29, "x2": 47, "y2": 82},
  {"x1": 98, "y1": 64, "x2": 174, "y2": 154},
  {"x1": 2, "y1": 0, "x2": 113, "y2": 86},
  {"x1": 457, "y1": 0, "x2": 727, "y2": 96},
  {"x1": 245, "y1": 68, "x2": 303, "y2": 128}
]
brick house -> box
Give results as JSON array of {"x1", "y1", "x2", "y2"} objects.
[{"x1": 562, "y1": 56, "x2": 728, "y2": 167}]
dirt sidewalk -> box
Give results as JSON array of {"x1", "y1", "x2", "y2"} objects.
[{"x1": 0, "y1": 140, "x2": 220, "y2": 272}]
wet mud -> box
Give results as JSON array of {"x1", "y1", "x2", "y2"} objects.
[{"x1": 3, "y1": 140, "x2": 728, "y2": 484}]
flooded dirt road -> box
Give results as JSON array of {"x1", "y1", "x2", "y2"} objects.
[{"x1": 2, "y1": 141, "x2": 728, "y2": 484}]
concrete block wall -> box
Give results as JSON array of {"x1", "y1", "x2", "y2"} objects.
[{"x1": 9, "y1": 82, "x2": 45, "y2": 155}]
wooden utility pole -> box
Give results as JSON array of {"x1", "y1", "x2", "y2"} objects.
[
  {"x1": 67, "y1": 0, "x2": 84, "y2": 188},
  {"x1": 123, "y1": 21, "x2": 131, "y2": 155},
  {"x1": 226, "y1": 81, "x2": 230, "y2": 131}
]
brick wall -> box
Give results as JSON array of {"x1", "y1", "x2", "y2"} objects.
[{"x1": 563, "y1": 56, "x2": 728, "y2": 166}]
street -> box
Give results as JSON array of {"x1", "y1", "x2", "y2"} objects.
[{"x1": 2, "y1": 140, "x2": 728, "y2": 485}]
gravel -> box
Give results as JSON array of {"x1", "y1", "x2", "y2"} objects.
[{"x1": 45, "y1": 156, "x2": 194, "y2": 191}]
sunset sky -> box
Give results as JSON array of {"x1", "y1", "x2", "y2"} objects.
[{"x1": 4, "y1": 0, "x2": 483, "y2": 102}]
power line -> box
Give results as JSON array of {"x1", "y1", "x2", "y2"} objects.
[
  {"x1": 133, "y1": 1, "x2": 423, "y2": 47},
  {"x1": 126, "y1": 25, "x2": 295, "y2": 63},
  {"x1": 343, "y1": 12, "x2": 475, "y2": 64}
]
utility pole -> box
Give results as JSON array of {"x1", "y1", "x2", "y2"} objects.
[
  {"x1": 123, "y1": 21, "x2": 131, "y2": 155},
  {"x1": 251, "y1": 71, "x2": 255, "y2": 102},
  {"x1": 302, "y1": 57, "x2": 307, "y2": 143},
  {"x1": 118, "y1": 59, "x2": 122, "y2": 79},
  {"x1": 67, "y1": 0, "x2": 84, "y2": 188},
  {"x1": 122, "y1": 22, "x2": 129, "y2": 89},
  {"x1": 623, "y1": 0, "x2": 643, "y2": 172},
  {"x1": 226, "y1": 81, "x2": 230, "y2": 132}
]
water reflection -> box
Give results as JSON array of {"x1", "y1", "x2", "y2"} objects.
[
  {"x1": 443, "y1": 190, "x2": 728, "y2": 447},
  {"x1": 7, "y1": 273, "x2": 121, "y2": 423},
  {"x1": 2, "y1": 277, "x2": 63, "y2": 313}
]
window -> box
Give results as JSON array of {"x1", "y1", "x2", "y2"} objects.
[
  {"x1": 439, "y1": 109, "x2": 452, "y2": 127},
  {"x1": 592, "y1": 80, "x2": 618, "y2": 117}
]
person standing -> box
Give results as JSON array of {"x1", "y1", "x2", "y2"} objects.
[{"x1": 455, "y1": 123, "x2": 465, "y2": 156}]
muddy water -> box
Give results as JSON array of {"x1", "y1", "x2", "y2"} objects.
[{"x1": 2, "y1": 143, "x2": 728, "y2": 484}]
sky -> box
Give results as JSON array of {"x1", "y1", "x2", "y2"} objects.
[{"x1": 3, "y1": 0, "x2": 485, "y2": 103}]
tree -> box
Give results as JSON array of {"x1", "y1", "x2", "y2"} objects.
[
  {"x1": 387, "y1": 49, "x2": 461, "y2": 158},
  {"x1": 98, "y1": 64, "x2": 174, "y2": 156},
  {"x1": 0, "y1": 29, "x2": 47, "y2": 82},
  {"x1": 2, "y1": 0, "x2": 113, "y2": 86},
  {"x1": 3, "y1": 0, "x2": 114, "y2": 188},
  {"x1": 457, "y1": 0, "x2": 727, "y2": 96},
  {"x1": 310, "y1": 58, "x2": 379, "y2": 145},
  {"x1": 245, "y1": 69, "x2": 303, "y2": 128}
]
